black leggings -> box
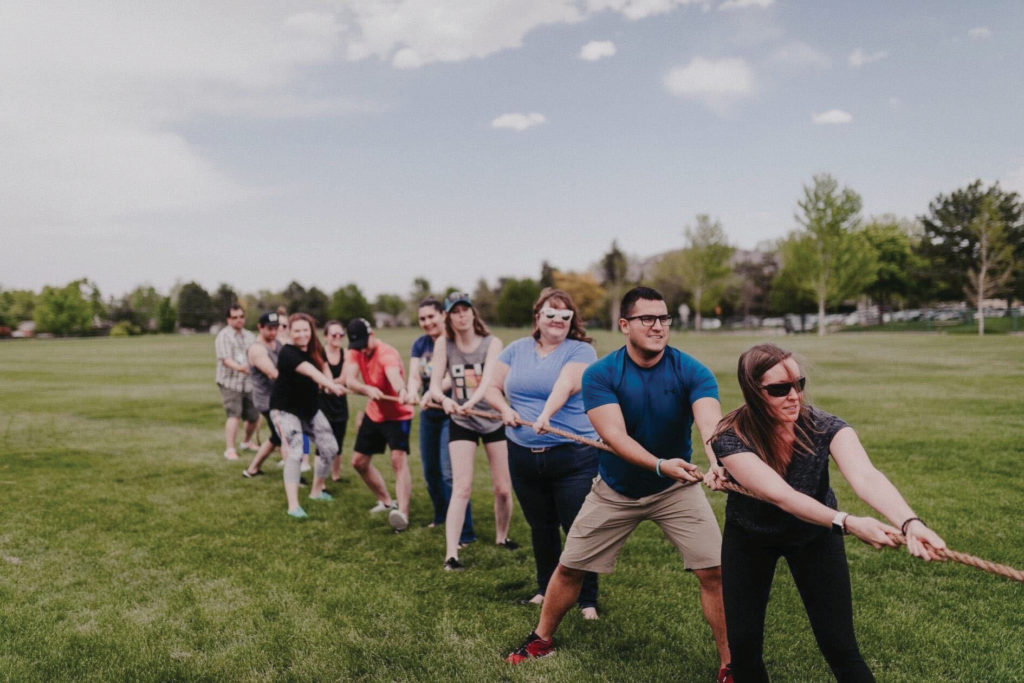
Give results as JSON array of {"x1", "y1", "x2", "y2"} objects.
[{"x1": 722, "y1": 522, "x2": 874, "y2": 683}]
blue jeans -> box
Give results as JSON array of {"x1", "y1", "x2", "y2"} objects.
[
  {"x1": 508, "y1": 440, "x2": 599, "y2": 608},
  {"x1": 420, "y1": 410, "x2": 475, "y2": 544}
]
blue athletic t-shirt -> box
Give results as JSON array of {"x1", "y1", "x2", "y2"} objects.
[
  {"x1": 411, "y1": 333, "x2": 445, "y2": 418},
  {"x1": 498, "y1": 337, "x2": 598, "y2": 448},
  {"x1": 582, "y1": 346, "x2": 719, "y2": 499}
]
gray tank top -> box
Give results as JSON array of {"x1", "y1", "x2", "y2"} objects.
[
  {"x1": 250, "y1": 340, "x2": 281, "y2": 413},
  {"x1": 447, "y1": 335, "x2": 502, "y2": 433}
]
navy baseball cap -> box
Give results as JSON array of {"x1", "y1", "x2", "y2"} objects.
[{"x1": 347, "y1": 318, "x2": 372, "y2": 350}]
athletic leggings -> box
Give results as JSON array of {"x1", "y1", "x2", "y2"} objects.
[
  {"x1": 722, "y1": 522, "x2": 874, "y2": 683},
  {"x1": 270, "y1": 409, "x2": 338, "y2": 484}
]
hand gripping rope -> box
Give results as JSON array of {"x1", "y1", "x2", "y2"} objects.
[{"x1": 380, "y1": 394, "x2": 1024, "y2": 583}]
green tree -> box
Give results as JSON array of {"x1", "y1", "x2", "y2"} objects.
[
  {"x1": 794, "y1": 174, "x2": 878, "y2": 335},
  {"x1": 282, "y1": 281, "x2": 307, "y2": 315},
  {"x1": 329, "y1": 284, "x2": 373, "y2": 323},
  {"x1": 304, "y1": 287, "x2": 329, "y2": 324},
  {"x1": 655, "y1": 215, "x2": 734, "y2": 332},
  {"x1": 862, "y1": 217, "x2": 920, "y2": 321},
  {"x1": 34, "y1": 279, "x2": 96, "y2": 335},
  {"x1": 552, "y1": 271, "x2": 606, "y2": 322},
  {"x1": 540, "y1": 261, "x2": 557, "y2": 288},
  {"x1": 177, "y1": 281, "x2": 214, "y2": 330},
  {"x1": 919, "y1": 180, "x2": 1023, "y2": 303},
  {"x1": 963, "y1": 197, "x2": 1015, "y2": 335},
  {"x1": 156, "y1": 296, "x2": 177, "y2": 333},
  {"x1": 496, "y1": 278, "x2": 541, "y2": 327},
  {"x1": 0, "y1": 289, "x2": 38, "y2": 327},
  {"x1": 472, "y1": 279, "x2": 498, "y2": 323},
  {"x1": 212, "y1": 283, "x2": 239, "y2": 320},
  {"x1": 771, "y1": 233, "x2": 823, "y2": 331},
  {"x1": 729, "y1": 249, "x2": 777, "y2": 324},
  {"x1": 374, "y1": 293, "x2": 406, "y2": 317},
  {"x1": 601, "y1": 241, "x2": 629, "y2": 328}
]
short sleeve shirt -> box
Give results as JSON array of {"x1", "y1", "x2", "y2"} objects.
[
  {"x1": 712, "y1": 407, "x2": 849, "y2": 543},
  {"x1": 582, "y1": 346, "x2": 719, "y2": 499},
  {"x1": 269, "y1": 344, "x2": 319, "y2": 421},
  {"x1": 347, "y1": 341, "x2": 414, "y2": 423},
  {"x1": 411, "y1": 334, "x2": 444, "y2": 418},
  {"x1": 215, "y1": 326, "x2": 255, "y2": 391},
  {"x1": 499, "y1": 337, "x2": 598, "y2": 448}
]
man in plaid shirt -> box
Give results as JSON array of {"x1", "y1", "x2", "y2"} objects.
[{"x1": 215, "y1": 304, "x2": 259, "y2": 460}]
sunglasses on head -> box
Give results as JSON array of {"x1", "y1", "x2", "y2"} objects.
[
  {"x1": 760, "y1": 377, "x2": 806, "y2": 397},
  {"x1": 540, "y1": 306, "x2": 573, "y2": 322}
]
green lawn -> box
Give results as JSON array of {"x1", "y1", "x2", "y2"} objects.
[{"x1": 1, "y1": 331, "x2": 1022, "y2": 681}]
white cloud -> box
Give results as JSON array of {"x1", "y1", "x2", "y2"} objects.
[
  {"x1": 663, "y1": 57, "x2": 753, "y2": 109},
  {"x1": 491, "y1": 112, "x2": 547, "y2": 131},
  {"x1": 848, "y1": 47, "x2": 888, "y2": 68},
  {"x1": 770, "y1": 41, "x2": 830, "y2": 70},
  {"x1": 812, "y1": 109, "x2": 853, "y2": 125},
  {"x1": 718, "y1": 0, "x2": 773, "y2": 10},
  {"x1": 579, "y1": 40, "x2": 617, "y2": 61},
  {"x1": 968, "y1": 26, "x2": 992, "y2": 40},
  {"x1": 586, "y1": 0, "x2": 705, "y2": 21}
]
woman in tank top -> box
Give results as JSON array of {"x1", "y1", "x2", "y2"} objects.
[
  {"x1": 428, "y1": 292, "x2": 516, "y2": 572},
  {"x1": 320, "y1": 320, "x2": 350, "y2": 483}
]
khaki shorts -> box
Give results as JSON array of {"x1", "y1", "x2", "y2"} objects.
[
  {"x1": 560, "y1": 476, "x2": 722, "y2": 574},
  {"x1": 218, "y1": 385, "x2": 259, "y2": 421}
]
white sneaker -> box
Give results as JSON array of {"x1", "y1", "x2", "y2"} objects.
[
  {"x1": 389, "y1": 508, "x2": 409, "y2": 532},
  {"x1": 300, "y1": 460, "x2": 312, "y2": 473},
  {"x1": 223, "y1": 449, "x2": 239, "y2": 461},
  {"x1": 369, "y1": 501, "x2": 397, "y2": 514},
  {"x1": 277, "y1": 460, "x2": 286, "y2": 468}
]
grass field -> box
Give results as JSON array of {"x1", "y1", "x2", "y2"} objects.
[{"x1": 1, "y1": 330, "x2": 1022, "y2": 682}]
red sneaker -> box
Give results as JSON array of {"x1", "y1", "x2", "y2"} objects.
[
  {"x1": 717, "y1": 664, "x2": 733, "y2": 683},
  {"x1": 504, "y1": 631, "x2": 554, "y2": 664}
]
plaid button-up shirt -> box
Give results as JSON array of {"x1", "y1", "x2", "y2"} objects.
[{"x1": 215, "y1": 325, "x2": 255, "y2": 392}]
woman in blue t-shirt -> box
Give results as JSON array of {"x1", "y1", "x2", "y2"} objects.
[
  {"x1": 485, "y1": 288, "x2": 601, "y2": 619},
  {"x1": 708, "y1": 343, "x2": 946, "y2": 682}
]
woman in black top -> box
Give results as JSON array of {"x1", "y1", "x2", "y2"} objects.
[
  {"x1": 269, "y1": 313, "x2": 345, "y2": 519},
  {"x1": 707, "y1": 343, "x2": 946, "y2": 683},
  {"x1": 320, "y1": 320, "x2": 350, "y2": 483}
]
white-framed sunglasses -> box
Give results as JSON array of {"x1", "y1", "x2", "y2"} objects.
[{"x1": 540, "y1": 306, "x2": 573, "y2": 322}]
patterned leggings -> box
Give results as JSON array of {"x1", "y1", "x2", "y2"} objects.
[{"x1": 270, "y1": 409, "x2": 338, "y2": 484}]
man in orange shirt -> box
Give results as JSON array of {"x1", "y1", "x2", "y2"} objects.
[{"x1": 343, "y1": 318, "x2": 416, "y2": 532}]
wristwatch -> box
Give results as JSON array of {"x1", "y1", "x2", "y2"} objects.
[{"x1": 832, "y1": 511, "x2": 850, "y2": 535}]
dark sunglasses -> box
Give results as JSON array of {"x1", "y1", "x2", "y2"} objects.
[
  {"x1": 327, "y1": 332, "x2": 344, "y2": 338},
  {"x1": 760, "y1": 377, "x2": 806, "y2": 397}
]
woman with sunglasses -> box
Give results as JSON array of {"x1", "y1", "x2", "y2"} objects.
[
  {"x1": 707, "y1": 343, "x2": 946, "y2": 682},
  {"x1": 428, "y1": 292, "x2": 515, "y2": 571},
  {"x1": 484, "y1": 288, "x2": 601, "y2": 619},
  {"x1": 320, "y1": 320, "x2": 350, "y2": 483},
  {"x1": 269, "y1": 313, "x2": 346, "y2": 518}
]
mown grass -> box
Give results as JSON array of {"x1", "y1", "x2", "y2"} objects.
[{"x1": 1, "y1": 331, "x2": 1022, "y2": 681}]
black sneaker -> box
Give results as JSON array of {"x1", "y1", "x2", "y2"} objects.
[
  {"x1": 497, "y1": 538, "x2": 520, "y2": 551},
  {"x1": 443, "y1": 557, "x2": 465, "y2": 572}
]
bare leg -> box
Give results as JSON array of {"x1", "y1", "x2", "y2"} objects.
[
  {"x1": 391, "y1": 450, "x2": 411, "y2": 517},
  {"x1": 242, "y1": 418, "x2": 258, "y2": 444},
  {"x1": 352, "y1": 452, "x2": 392, "y2": 505},
  {"x1": 484, "y1": 440, "x2": 513, "y2": 543},
  {"x1": 225, "y1": 416, "x2": 240, "y2": 451},
  {"x1": 445, "y1": 441, "x2": 476, "y2": 560},
  {"x1": 536, "y1": 564, "x2": 586, "y2": 640},
  {"x1": 246, "y1": 440, "x2": 276, "y2": 475},
  {"x1": 331, "y1": 454, "x2": 343, "y2": 480},
  {"x1": 694, "y1": 567, "x2": 731, "y2": 669}
]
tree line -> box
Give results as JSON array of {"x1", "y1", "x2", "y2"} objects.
[{"x1": 3, "y1": 175, "x2": 1021, "y2": 338}]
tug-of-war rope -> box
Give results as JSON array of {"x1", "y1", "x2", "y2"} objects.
[{"x1": 379, "y1": 395, "x2": 1024, "y2": 583}]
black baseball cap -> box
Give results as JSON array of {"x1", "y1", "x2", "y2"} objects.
[
  {"x1": 258, "y1": 312, "x2": 280, "y2": 327},
  {"x1": 347, "y1": 318, "x2": 372, "y2": 350}
]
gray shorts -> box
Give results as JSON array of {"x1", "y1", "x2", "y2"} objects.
[
  {"x1": 560, "y1": 476, "x2": 722, "y2": 574},
  {"x1": 218, "y1": 385, "x2": 259, "y2": 421}
]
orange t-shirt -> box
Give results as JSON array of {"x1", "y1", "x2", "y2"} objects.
[{"x1": 346, "y1": 342, "x2": 415, "y2": 423}]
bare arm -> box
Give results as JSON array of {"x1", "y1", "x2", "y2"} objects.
[
  {"x1": 485, "y1": 361, "x2": 516, "y2": 425},
  {"x1": 247, "y1": 344, "x2": 278, "y2": 380},
  {"x1": 407, "y1": 357, "x2": 422, "y2": 402},
  {"x1": 384, "y1": 363, "x2": 409, "y2": 404},
  {"x1": 343, "y1": 355, "x2": 383, "y2": 401},
  {"x1": 587, "y1": 403, "x2": 701, "y2": 483},
  {"x1": 296, "y1": 361, "x2": 343, "y2": 395},
  {"x1": 532, "y1": 362, "x2": 588, "y2": 433},
  {"x1": 426, "y1": 338, "x2": 449, "y2": 405},
  {"x1": 830, "y1": 427, "x2": 946, "y2": 559}
]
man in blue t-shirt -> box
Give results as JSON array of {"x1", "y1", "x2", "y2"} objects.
[{"x1": 506, "y1": 287, "x2": 732, "y2": 683}]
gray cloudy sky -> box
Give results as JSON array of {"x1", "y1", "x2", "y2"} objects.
[{"x1": 2, "y1": 0, "x2": 1022, "y2": 299}]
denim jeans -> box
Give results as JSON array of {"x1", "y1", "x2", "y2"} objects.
[
  {"x1": 420, "y1": 409, "x2": 475, "y2": 544},
  {"x1": 508, "y1": 440, "x2": 599, "y2": 608}
]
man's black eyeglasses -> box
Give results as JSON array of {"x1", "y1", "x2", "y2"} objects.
[
  {"x1": 760, "y1": 377, "x2": 806, "y2": 397},
  {"x1": 623, "y1": 314, "x2": 673, "y2": 327}
]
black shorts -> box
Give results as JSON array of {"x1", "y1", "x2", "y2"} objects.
[
  {"x1": 262, "y1": 411, "x2": 282, "y2": 447},
  {"x1": 354, "y1": 417, "x2": 411, "y2": 455},
  {"x1": 449, "y1": 422, "x2": 506, "y2": 445}
]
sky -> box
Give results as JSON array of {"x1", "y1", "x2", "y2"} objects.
[{"x1": 2, "y1": 0, "x2": 1022, "y2": 300}]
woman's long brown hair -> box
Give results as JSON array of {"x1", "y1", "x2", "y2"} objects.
[
  {"x1": 531, "y1": 288, "x2": 592, "y2": 344},
  {"x1": 712, "y1": 343, "x2": 814, "y2": 475},
  {"x1": 288, "y1": 313, "x2": 325, "y2": 369},
  {"x1": 443, "y1": 303, "x2": 490, "y2": 340}
]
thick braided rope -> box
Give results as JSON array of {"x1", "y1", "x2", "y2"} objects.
[{"x1": 378, "y1": 394, "x2": 1022, "y2": 582}]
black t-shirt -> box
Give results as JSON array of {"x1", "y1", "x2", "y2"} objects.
[
  {"x1": 318, "y1": 354, "x2": 349, "y2": 422},
  {"x1": 712, "y1": 407, "x2": 849, "y2": 543},
  {"x1": 269, "y1": 345, "x2": 319, "y2": 421}
]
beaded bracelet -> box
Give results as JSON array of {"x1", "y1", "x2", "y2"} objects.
[{"x1": 901, "y1": 516, "x2": 925, "y2": 535}]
